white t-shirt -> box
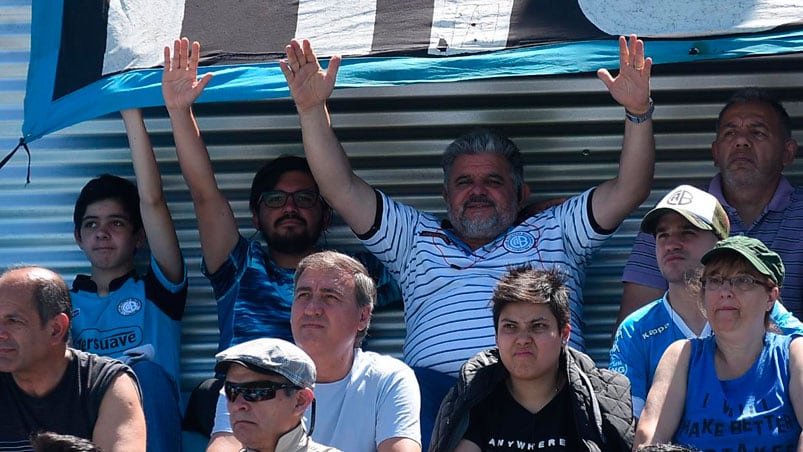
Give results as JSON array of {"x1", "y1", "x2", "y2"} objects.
[{"x1": 213, "y1": 349, "x2": 421, "y2": 451}]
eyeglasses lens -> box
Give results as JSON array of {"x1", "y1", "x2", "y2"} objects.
[
  {"x1": 702, "y1": 276, "x2": 762, "y2": 291},
  {"x1": 224, "y1": 381, "x2": 296, "y2": 402},
  {"x1": 261, "y1": 191, "x2": 318, "y2": 209}
]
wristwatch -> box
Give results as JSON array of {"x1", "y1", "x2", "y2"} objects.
[{"x1": 625, "y1": 97, "x2": 654, "y2": 123}]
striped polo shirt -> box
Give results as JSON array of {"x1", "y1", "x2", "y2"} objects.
[{"x1": 361, "y1": 188, "x2": 612, "y2": 377}]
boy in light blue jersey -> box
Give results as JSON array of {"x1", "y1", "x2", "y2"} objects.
[
  {"x1": 70, "y1": 109, "x2": 187, "y2": 451},
  {"x1": 610, "y1": 184, "x2": 803, "y2": 418}
]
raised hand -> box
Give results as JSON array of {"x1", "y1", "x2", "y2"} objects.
[
  {"x1": 162, "y1": 38, "x2": 213, "y2": 111},
  {"x1": 280, "y1": 39, "x2": 341, "y2": 114},
  {"x1": 597, "y1": 34, "x2": 652, "y2": 115}
]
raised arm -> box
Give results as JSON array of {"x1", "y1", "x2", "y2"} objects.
[
  {"x1": 163, "y1": 38, "x2": 237, "y2": 273},
  {"x1": 593, "y1": 34, "x2": 655, "y2": 231},
  {"x1": 281, "y1": 39, "x2": 377, "y2": 235},
  {"x1": 633, "y1": 339, "x2": 690, "y2": 449},
  {"x1": 92, "y1": 372, "x2": 147, "y2": 452},
  {"x1": 120, "y1": 109, "x2": 184, "y2": 283}
]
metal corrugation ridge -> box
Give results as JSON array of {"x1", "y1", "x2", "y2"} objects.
[{"x1": 1, "y1": 0, "x2": 802, "y2": 387}]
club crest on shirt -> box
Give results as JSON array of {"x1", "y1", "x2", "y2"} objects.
[
  {"x1": 117, "y1": 297, "x2": 142, "y2": 316},
  {"x1": 504, "y1": 232, "x2": 535, "y2": 253}
]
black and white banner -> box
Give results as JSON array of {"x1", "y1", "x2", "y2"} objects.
[{"x1": 23, "y1": 0, "x2": 803, "y2": 142}]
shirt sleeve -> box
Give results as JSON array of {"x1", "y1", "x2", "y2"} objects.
[
  {"x1": 210, "y1": 388, "x2": 233, "y2": 434},
  {"x1": 375, "y1": 364, "x2": 422, "y2": 446},
  {"x1": 770, "y1": 301, "x2": 803, "y2": 336},
  {"x1": 609, "y1": 320, "x2": 647, "y2": 418}
]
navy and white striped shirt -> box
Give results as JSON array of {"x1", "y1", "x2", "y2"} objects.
[{"x1": 361, "y1": 188, "x2": 612, "y2": 376}]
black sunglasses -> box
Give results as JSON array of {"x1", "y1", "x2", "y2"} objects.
[
  {"x1": 259, "y1": 190, "x2": 320, "y2": 209},
  {"x1": 224, "y1": 380, "x2": 299, "y2": 402}
]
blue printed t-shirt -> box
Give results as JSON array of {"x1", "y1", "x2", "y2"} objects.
[
  {"x1": 205, "y1": 236, "x2": 296, "y2": 351},
  {"x1": 674, "y1": 333, "x2": 801, "y2": 451},
  {"x1": 70, "y1": 254, "x2": 187, "y2": 384},
  {"x1": 610, "y1": 293, "x2": 803, "y2": 418},
  {"x1": 205, "y1": 235, "x2": 402, "y2": 352}
]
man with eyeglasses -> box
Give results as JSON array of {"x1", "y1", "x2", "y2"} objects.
[
  {"x1": 209, "y1": 251, "x2": 421, "y2": 452},
  {"x1": 164, "y1": 40, "x2": 401, "y2": 439},
  {"x1": 609, "y1": 185, "x2": 803, "y2": 419},
  {"x1": 215, "y1": 338, "x2": 341, "y2": 452},
  {"x1": 164, "y1": 40, "x2": 399, "y2": 354}
]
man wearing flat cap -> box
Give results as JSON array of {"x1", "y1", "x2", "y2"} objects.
[{"x1": 215, "y1": 338, "x2": 341, "y2": 452}]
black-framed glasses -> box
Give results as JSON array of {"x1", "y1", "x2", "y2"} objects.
[
  {"x1": 259, "y1": 190, "x2": 320, "y2": 209},
  {"x1": 700, "y1": 275, "x2": 768, "y2": 292},
  {"x1": 224, "y1": 380, "x2": 299, "y2": 402}
]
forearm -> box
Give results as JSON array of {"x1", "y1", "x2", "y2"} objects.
[
  {"x1": 123, "y1": 110, "x2": 163, "y2": 205},
  {"x1": 593, "y1": 118, "x2": 654, "y2": 230},
  {"x1": 169, "y1": 108, "x2": 218, "y2": 198},
  {"x1": 122, "y1": 110, "x2": 183, "y2": 281},
  {"x1": 168, "y1": 106, "x2": 238, "y2": 270},
  {"x1": 298, "y1": 103, "x2": 376, "y2": 234},
  {"x1": 617, "y1": 118, "x2": 655, "y2": 202},
  {"x1": 377, "y1": 437, "x2": 422, "y2": 452}
]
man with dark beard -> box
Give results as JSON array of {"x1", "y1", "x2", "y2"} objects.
[
  {"x1": 164, "y1": 44, "x2": 398, "y2": 350},
  {"x1": 164, "y1": 40, "x2": 400, "y2": 439}
]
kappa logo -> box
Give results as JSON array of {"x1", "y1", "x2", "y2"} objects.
[
  {"x1": 504, "y1": 232, "x2": 535, "y2": 253},
  {"x1": 117, "y1": 298, "x2": 142, "y2": 316},
  {"x1": 666, "y1": 189, "x2": 695, "y2": 206}
]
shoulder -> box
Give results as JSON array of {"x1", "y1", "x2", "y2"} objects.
[
  {"x1": 663, "y1": 338, "x2": 695, "y2": 364},
  {"x1": 72, "y1": 349, "x2": 135, "y2": 382},
  {"x1": 355, "y1": 350, "x2": 416, "y2": 379},
  {"x1": 619, "y1": 298, "x2": 666, "y2": 331}
]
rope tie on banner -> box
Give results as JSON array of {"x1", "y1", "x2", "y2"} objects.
[{"x1": 0, "y1": 137, "x2": 32, "y2": 185}]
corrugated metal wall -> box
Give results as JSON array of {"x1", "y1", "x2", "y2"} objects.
[{"x1": 2, "y1": 2, "x2": 803, "y2": 395}]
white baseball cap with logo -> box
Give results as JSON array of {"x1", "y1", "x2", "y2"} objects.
[{"x1": 640, "y1": 184, "x2": 730, "y2": 239}]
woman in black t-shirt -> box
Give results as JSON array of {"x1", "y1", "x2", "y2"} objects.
[{"x1": 429, "y1": 267, "x2": 634, "y2": 452}]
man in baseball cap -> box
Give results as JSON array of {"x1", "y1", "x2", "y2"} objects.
[
  {"x1": 215, "y1": 338, "x2": 341, "y2": 452},
  {"x1": 610, "y1": 185, "x2": 802, "y2": 418}
]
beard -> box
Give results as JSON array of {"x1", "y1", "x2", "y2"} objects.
[
  {"x1": 261, "y1": 214, "x2": 323, "y2": 254},
  {"x1": 721, "y1": 164, "x2": 763, "y2": 189},
  {"x1": 448, "y1": 195, "x2": 518, "y2": 241}
]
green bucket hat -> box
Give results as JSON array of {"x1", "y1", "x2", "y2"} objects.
[{"x1": 700, "y1": 236, "x2": 785, "y2": 287}]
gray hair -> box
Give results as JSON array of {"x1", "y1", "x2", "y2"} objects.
[
  {"x1": 716, "y1": 87, "x2": 792, "y2": 139},
  {"x1": 441, "y1": 128, "x2": 525, "y2": 198},
  {"x1": 294, "y1": 251, "x2": 376, "y2": 346}
]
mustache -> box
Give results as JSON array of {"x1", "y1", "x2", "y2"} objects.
[
  {"x1": 274, "y1": 213, "x2": 307, "y2": 227},
  {"x1": 462, "y1": 195, "x2": 495, "y2": 208}
]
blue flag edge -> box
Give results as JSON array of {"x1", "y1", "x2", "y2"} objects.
[{"x1": 22, "y1": 14, "x2": 803, "y2": 143}]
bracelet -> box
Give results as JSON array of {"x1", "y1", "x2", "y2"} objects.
[{"x1": 625, "y1": 98, "x2": 654, "y2": 123}]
